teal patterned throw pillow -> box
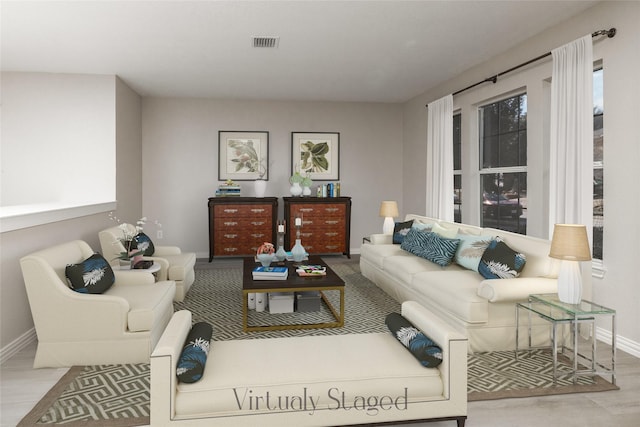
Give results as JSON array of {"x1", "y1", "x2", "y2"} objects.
[
  {"x1": 401, "y1": 228, "x2": 460, "y2": 267},
  {"x1": 455, "y1": 234, "x2": 494, "y2": 272}
]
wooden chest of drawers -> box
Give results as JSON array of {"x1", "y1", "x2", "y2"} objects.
[
  {"x1": 283, "y1": 197, "x2": 352, "y2": 258},
  {"x1": 208, "y1": 197, "x2": 278, "y2": 260}
]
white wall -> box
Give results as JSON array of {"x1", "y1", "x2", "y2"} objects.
[
  {"x1": 0, "y1": 76, "x2": 142, "y2": 356},
  {"x1": 141, "y1": 98, "x2": 403, "y2": 257},
  {"x1": 1, "y1": 73, "x2": 115, "y2": 209},
  {"x1": 403, "y1": 1, "x2": 640, "y2": 350}
]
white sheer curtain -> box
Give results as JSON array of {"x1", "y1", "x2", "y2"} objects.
[
  {"x1": 549, "y1": 35, "x2": 593, "y2": 298},
  {"x1": 549, "y1": 34, "x2": 593, "y2": 237},
  {"x1": 426, "y1": 94, "x2": 453, "y2": 221}
]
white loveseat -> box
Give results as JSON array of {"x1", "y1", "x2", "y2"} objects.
[
  {"x1": 360, "y1": 215, "x2": 560, "y2": 352},
  {"x1": 20, "y1": 240, "x2": 176, "y2": 368},
  {"x1": 151, "y1": 302, "x2": 468, "y2": 427}
]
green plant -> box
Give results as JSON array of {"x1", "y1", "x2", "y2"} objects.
[{"x1": 300, "y1": 140, "x2": 329, "y2": 173}]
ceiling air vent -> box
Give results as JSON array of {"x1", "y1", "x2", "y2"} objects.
[{"x1": 252, "y1": 36, "x2": 280, "y2": 48}]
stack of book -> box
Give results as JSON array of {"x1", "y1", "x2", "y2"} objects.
[
  {"x1": 296, "y1": 265, "x2": 326, "y2": 276},
  {"x1": 252, "y1": 266, "x2": 289, "y2": 280},
  {"x1": 215, "y1": 183, "x2": 241, "y2": 197}
]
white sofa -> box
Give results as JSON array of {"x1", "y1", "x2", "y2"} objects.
[
  {"x1": 151, "y1": 302, "x2": 468, "y2": 427},
  {"x1": 20, "y1": 240, "x2": 176, "y2": 368},
  {"x1": 99, "y1": 224, "x2": 196, "y2": 302},
  {"x1": 360, "y1": 215, "x2": 560, "y2": 352}
]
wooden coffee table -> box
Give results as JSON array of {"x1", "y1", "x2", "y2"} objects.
[{"x1": 242, "y1": 256, "x2": 345, "y2": 332}]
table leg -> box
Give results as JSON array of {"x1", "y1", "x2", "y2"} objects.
[
  {"x1": 242, "y1": 291, "x2": 248, "y2": 332},
  {"x1": 552, "y1": 322, "x2": 558, "y2": 384}
]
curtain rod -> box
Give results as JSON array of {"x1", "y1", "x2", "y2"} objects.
[{"x1": 426, "y1": 28, "x2": 616, "y2": 105}]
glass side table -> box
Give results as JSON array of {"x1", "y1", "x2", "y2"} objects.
[{"x1": 516, "y1": 293, "x2": 616, "y2": 385}]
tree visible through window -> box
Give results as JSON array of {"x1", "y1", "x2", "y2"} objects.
[{"x1": 479, "y1": 94, "x2": 527, "y2": 234}]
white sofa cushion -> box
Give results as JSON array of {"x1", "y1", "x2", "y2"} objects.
[
  {"x1": 106, "y1": 281, "x2": 175, "y2": 332},
  {"x1": 410, "y1": 270, "x2": 489, "y2": 324},
  {"x1": 175, "y1": 333, "x2": 443, "y2": 417},
  {"x1": 360, "y1": 243, "x2": 406, "y2": 269},
  {"x1": 382, "y1": 254, "x2": 448, "y2": 285}
]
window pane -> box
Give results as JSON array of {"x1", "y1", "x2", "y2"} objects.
[
  {"x1": 593, "y1": 168, "x2": 603, "y2": 260},
  {"x1": 499, "y1": 97, "x2": 520, "y2": 133},
  {"x1": 481, "y1": 94, "x2": 527, "y2": 168},
  {"x1": 482, "y1": 103, "x2": 499, "y2": 137},
  {"x1": 453, "y1": 114, "x2": 461, "y2": 170},
  {"x1": 481, "y1": 172, "x2": 527, "y2": 234},
  {"x1": 593, "y1": 68, "x2": 604, "y2": 260},
  {"x1": 499, "y1": 133, "x2": 519, "y2": 167},
  {"x1": 482, "y1": 136, "x2": 499, "y2": 168},
  {"x1": 454, "y1": 174, "x2": 462, "y2": 223}
]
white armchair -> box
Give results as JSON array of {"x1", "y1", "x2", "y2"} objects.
[
  {"x1": 99, "y1": 224, "x2": 196, "y2": 302},
  {"x1": 20, "y1": 240, "x2": 176, "y2": 368}
]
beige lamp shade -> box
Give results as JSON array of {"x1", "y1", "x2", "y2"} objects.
[
  {"x1": 379, "y1": 201, "x2": 399, "y2": 218},
  {"x1": 549, "y1": 224, "x2": 592, "y2": 261}
]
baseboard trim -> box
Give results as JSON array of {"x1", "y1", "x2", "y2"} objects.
[
  {"x1": 597, "y1": 326, "x2": 640, "y2": 358},
  {"x1": 0, "y1": 327, "x2": 37, "y2": 365}
]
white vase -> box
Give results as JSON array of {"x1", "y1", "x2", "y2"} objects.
[
  {"x1": 302, "y1": 185, "x2": 311, "y2": 196},
  {"x1": 291, "y1": 239, "x2": 306, "y2": 262},
  {"x1": 254, "y1": 179, "x2": 267, "y2": 197},
  {"x1": 290, "y1": 182, "x2": 303, "y2": 196}
]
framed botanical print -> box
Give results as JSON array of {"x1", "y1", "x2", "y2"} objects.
[
  {"x1": 218, "y1": 131, "x2": 269, "y2": 181},
  {"x1": 291, "y1": 132, "x2": 340, "y2": 180}
]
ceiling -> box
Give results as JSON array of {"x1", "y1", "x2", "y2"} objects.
[{"x1": 1, "y1": 1, "x2": 599, "y2": 103}]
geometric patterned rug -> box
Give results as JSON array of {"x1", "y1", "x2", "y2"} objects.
[{"x1": 18, "y1": 257, "x2": 618, "y2": 426}]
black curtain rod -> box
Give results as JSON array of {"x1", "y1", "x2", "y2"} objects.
[{"x1": 426, "y1": 28, "x2": 616, "y2": 105}]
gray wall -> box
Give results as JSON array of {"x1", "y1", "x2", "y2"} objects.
[{"x1": 141, "y1": 98, "x2": 403, "y2": 257}]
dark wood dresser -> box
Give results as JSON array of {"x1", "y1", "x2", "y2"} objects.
[
  {"x1": 283, "y1": 196, "x2": 352, "y2": 258},
  {"x1": 208, "y1": 197, "x2": 278, "y2": 261}
]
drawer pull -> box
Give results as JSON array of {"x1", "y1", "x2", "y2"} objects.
[
  {"x1": 251, "y1": 233, "x2": 265, "y2": 238},
  {"x1": 251, "y1": 208, "x2": 266, "y2": 213},
  {"x1": 223, "y1": 209, "x2": 239, "y2": 214},
  {"x1": 251, "y1": 221, "x2": 265, "y2": 226},
  {"x1": 224, "y1": 221, "x2": 239, "y2": 226},
  {"x1": 301, "y1": 232, "x2": 313, "y2": 238},
  {"x1": 325, "y1": 208, "x2": 339, "y2": 213},
  {"x1": 223, "y1": 247, "x2": 238, "y2": 253},
  {"x1": 325, "y1": 220, "x2": 340, "y2": 225},
  {"x1": 325, "y1": 245, "x2": 339, "y2": 250},
  {"x1": 299, "y1": 208, "x2": 314, "y2": 213},
  {"x1": 325, "y1": 232, "x2": 338, "y2": 237},
  {"x1": 224, "y1": 234, "x2": 238, "y2": 239}
]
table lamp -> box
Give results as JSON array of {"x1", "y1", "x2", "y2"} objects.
[
  {"x1": 379, "y1": 201, "x2": 399, "y2": 235},
  {"x1": 549, "y1": 224, "x2": 592, "y2": 304}
]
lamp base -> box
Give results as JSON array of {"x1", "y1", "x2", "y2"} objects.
[
  {"x1": 382, "y1": 217, "x2": 395, "y2": 235},
  {"x1": 557, "y1": 260, "x2": 582, "y2": 304}
]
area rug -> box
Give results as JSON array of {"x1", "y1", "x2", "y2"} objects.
[{"x1": 18, "y1": 259, "x2": 618, "y2": 425}]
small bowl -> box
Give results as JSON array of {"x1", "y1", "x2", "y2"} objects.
[{"x1": 257, "y1": 253, "x2": 276, "y2": 267}]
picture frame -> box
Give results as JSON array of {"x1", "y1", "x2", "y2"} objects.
[
  {"x1": 291, "y1": 132, "x2": 340, "y2": 180},
  {"x1": 218, "y1": 131, "x2": 269, "y2": 181}
]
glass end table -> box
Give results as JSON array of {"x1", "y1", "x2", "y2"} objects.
[{"x1": 516, "y1": 293, "x2": 616, "y2": 385}]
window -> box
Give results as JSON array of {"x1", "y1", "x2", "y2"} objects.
[
  {"x1": 453, "y1": 113, "x2": 462, "y2": 223},
  {"x1": 593, "y1": 68, "x2": 604, "y2": 260},
  {"x1": 479, "y1": 93, "x2": 527, "y2": 234}
]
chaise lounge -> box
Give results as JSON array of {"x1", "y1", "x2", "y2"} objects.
[{"x1": 150, "y1": 301, "x2": 468, "y2": 426}]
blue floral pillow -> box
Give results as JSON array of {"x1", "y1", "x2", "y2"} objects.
[
  {"x1": 131, "y1": 232, "x2": 155, "y2": 256},
  {"x1": 177, "y1": 322, "x2": 213, "y2": 383},
  {"x1": 65, "y1": 253, "x2": 115, "y2": 294},
  {"x1": 455, "y1": 234, "x2": 494, "y2": 272},
  {"x1": 392, "y1": 220, "x2": 414, "y2": 244},
  {"x1": 478, "y1": 237, "x2": 526, "y2": 279},
  {"x1": 385, "y1": 312, "x2": 442, "y2": 368}
]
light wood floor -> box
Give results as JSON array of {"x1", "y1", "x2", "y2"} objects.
[{"x1": 2, "y1": 340, "x2": 639, "y2": 427}]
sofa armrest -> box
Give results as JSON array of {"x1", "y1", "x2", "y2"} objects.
[
  {"x1": 112, "y1": 270, "x2": 156, "y2": 286},
  {"x1": 153, "y1": 246, "x2": 182, "y2": 256},
  {"x1": 478, "y1": 277, "x2": 558, "y2": 303},
  {"x1": 151, "y1": 310, "x2": 192, "y2": 425},
  {"x1": 369, "y1": 233, "x2": 393, "y2": 245}
]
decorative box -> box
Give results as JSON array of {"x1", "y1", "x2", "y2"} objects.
[
  {"x1": 268, "y1": 292, "x2": 294, "y2": 313},
  {"x1": 295, "y1": 291, "x2": 321, "y2": 312}
]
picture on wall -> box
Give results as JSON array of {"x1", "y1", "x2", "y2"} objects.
[
  {"x1": 218, "y1": 131, "x2": 269, "y2": 181},
  {"x1": 291, "y1": 132, "x2": 340, "y2": 180}
]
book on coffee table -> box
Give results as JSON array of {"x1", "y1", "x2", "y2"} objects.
[
  {"x1": 296, "y1": 265, "x2": 327, "y2": 276},
  {"x1": 252, "y1": 266, "x2": 289, "y2": 280}
]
